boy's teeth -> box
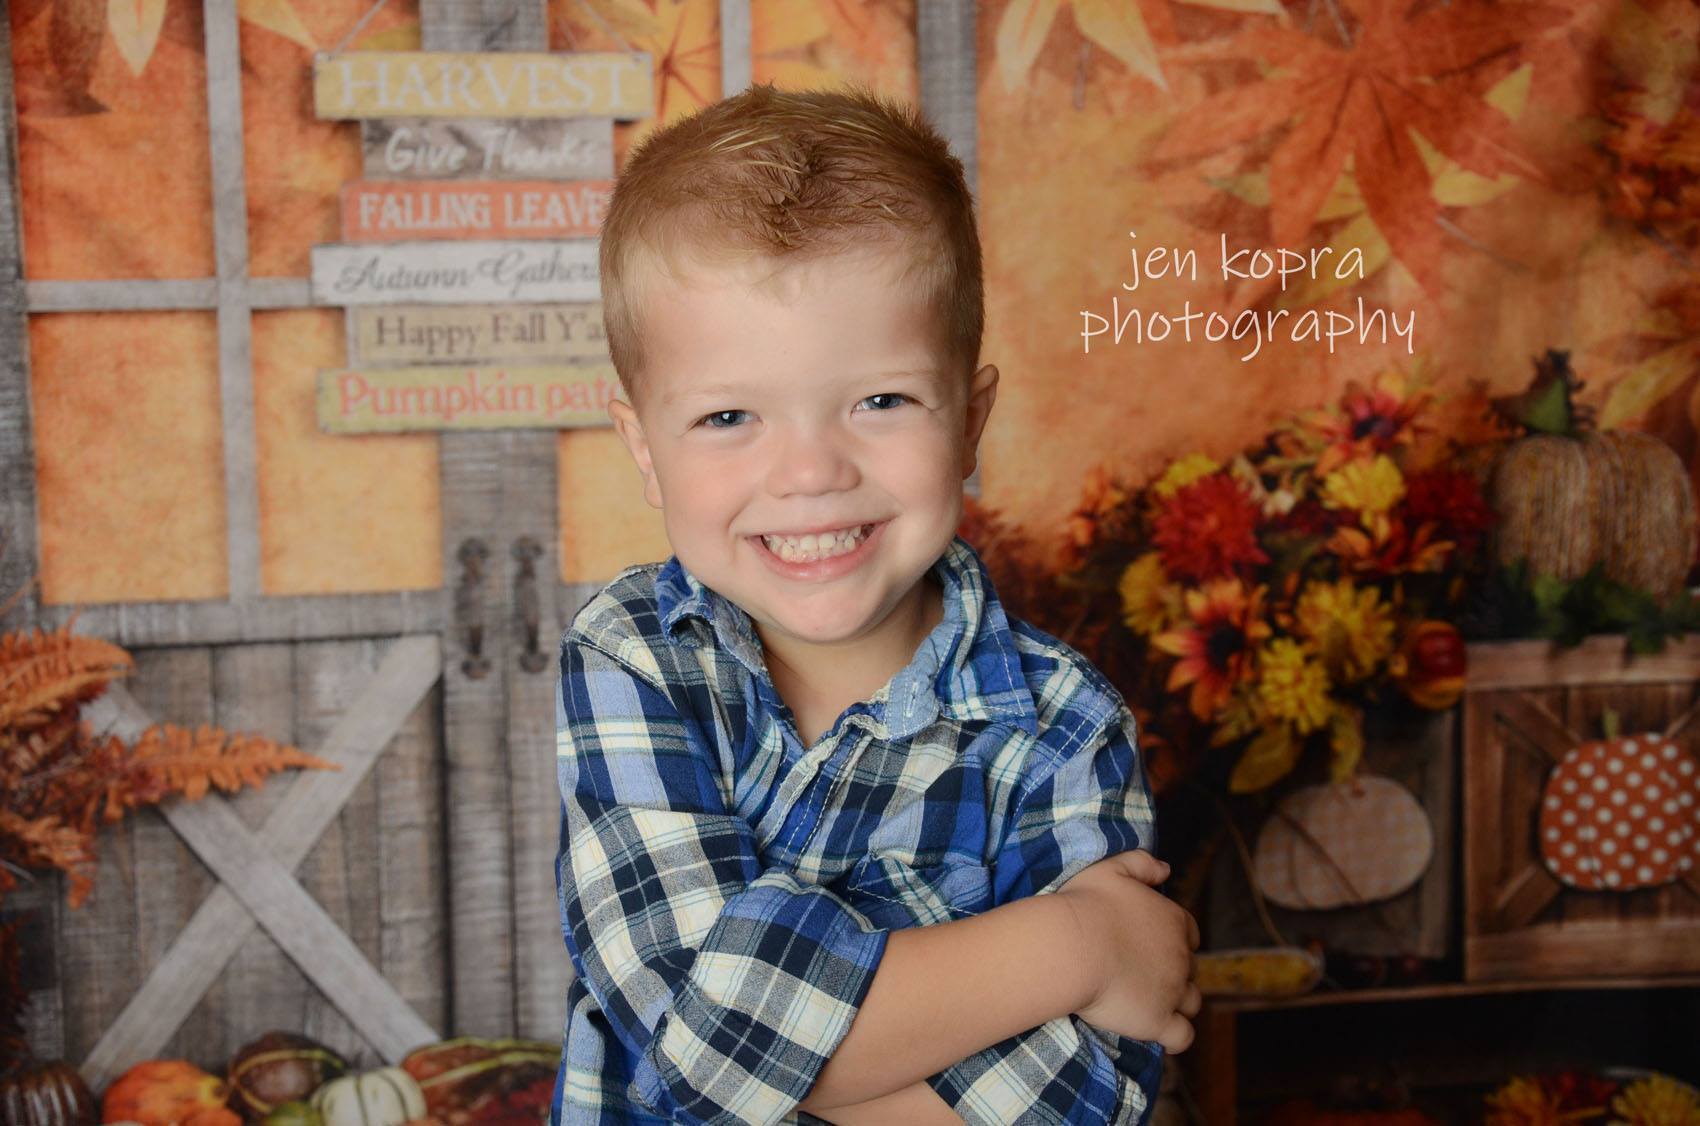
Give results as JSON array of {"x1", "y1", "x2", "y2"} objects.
[{"x1": 762, "y1": 523, "x2": 872, "y2": 562}]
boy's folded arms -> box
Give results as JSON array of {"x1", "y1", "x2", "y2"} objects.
[{"x1": 798, "y1": 847, "x2": 1200, "y2": 1119}]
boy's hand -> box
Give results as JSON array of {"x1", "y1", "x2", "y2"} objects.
[{"x1": 1056, "y1": 849, "x2": 1201, "y2": 1053}]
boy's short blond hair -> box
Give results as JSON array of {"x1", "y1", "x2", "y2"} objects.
[{"x1": 599, "y1": 81, "x2": 983, "y2": 408}]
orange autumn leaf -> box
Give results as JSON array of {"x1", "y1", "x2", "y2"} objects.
[{"x1": 1152, "y1": 0, "x2": 1563, "y2": 296}]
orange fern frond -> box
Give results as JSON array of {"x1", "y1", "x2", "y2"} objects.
[
  {"x1": 0, "y1": 807, "x2": 97, "y2": 906},
  {"x1": 124, "y1": 723, "x2": 341, "y2": 804},
  {"x1": 0, "y1": 624, "x2": 132, "y2": 732}
]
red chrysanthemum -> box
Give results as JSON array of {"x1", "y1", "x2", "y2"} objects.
[
  {"x1": 1402, "y1": 468, "x2": 1497, "y2": 555},
  {"x1": 1152, "y1": 474, "x2": 1269, "y2": 583}
]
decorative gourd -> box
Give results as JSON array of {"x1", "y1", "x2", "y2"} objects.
[
  {"x1": 100, "y1": 1061, "x2": 238, "y2": 1126},
  {"x1": 256, "y1": 1104, "x2": 320, "y2": 1126},
  {"x1": 0, "y1": 1057, "x2": 98, "y2": 1126},
  {"x1": 226, "y1": 1033, "x2": 348, "y2": 1122},
  {"x1": 308, "y1": 1071, "x2": 423, "y2": 1126},
  {"x1": 1489, "y1": 351, "x2": 1698, "y2": 600},
  {"x1": 397, "y1": 1039, "x2": 555, "y2": 1126},
  {"x1": 1194, "y1": 946, "x2": 1323, "y2": 997},
  {"x1": 1539, "y1": 726, "x2": 1699, "y2": 890},
  {"x1": 1253, "y1": 776, "x2": 1435, "y2": 910},
  {"x1": 1392, "y1": 620, "x2": 1466, "y2": 710}
]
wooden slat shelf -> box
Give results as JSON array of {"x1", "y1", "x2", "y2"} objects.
[
  {"x1": 1190, "y1": 975, "x2": 1700, "y2": 1124},
  {"x1": 1212, "y1": 973, "x2": 1700, "y2": 1013}
]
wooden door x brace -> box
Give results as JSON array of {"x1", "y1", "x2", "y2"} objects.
[{"x1": 76, "y1": 635, "x2": 444, "y2": 1090}]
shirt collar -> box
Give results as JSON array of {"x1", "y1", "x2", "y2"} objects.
[{"x1": 654, "y1": 534, "x2": 1040, "y2": 739}]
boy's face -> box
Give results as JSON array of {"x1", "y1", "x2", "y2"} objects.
[{"x1": 607, "y1": 245, "x2": 998, "y2": 674}]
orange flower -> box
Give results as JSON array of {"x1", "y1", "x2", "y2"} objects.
[
  {"x1": 1153, "y1": 579, "x2": 1272, "y2": 722},
  {"x1": 1298, "y1": 371, "x2": 1436, "y2": 477}
]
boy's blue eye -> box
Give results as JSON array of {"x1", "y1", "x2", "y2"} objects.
[
  {"x1": 858, "y1": 393, "x2": 911, "y2": 411},
  {"x1": 697, "y1": 409, "x2": 750, "y2": 429}
]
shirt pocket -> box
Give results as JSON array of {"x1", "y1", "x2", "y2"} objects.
[{"x1": 836, "y1": 851, "x2": 994, "y2": 928}]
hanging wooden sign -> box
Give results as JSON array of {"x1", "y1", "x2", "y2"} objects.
[
  {"x1": 340, "y1": 180, "x2": 612, "y2": 242},
  {"x1": 317, "y1": 363, "x2": 620, "y2": 432},
  {"x1": 310, "y1": 240, "x2": 600, "y2": 305},
  {"x1": 313, "y1": 51, "x2": 652, "y2": 120},
  {"x1": 361, "y1": 118, "x2": 616, "y2": 181},
  {"x1": 345, "y1": 304, "x2": 606, "y2": 366}
]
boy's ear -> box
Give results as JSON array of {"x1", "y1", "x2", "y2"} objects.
[
  {"x1": 607, "y1": 397, "x2": 665, "y2": 509},
  {"x1": 961, "y1": 363, "x2": 999, "y2": 480}
]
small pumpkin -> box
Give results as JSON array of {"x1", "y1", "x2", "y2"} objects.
[
  {"x1": 226, "y1": 1033, "x2": 347, "y2": 1122},
  {"x1": 1392, "y1": 620, "x2": 1466, "y2": 710},
  {"x1": 0, "y1": 1057, "x2": 98, "y2": 1126},
  {"x1": 1539, "y1": 730, "x2": 1699, "y2": 890},
  {"x1": 308, "y1": 1071, "x2": 423, "y2": 1126},
  {"x1": 101, "y1": 1062, "x2": 238, "y2": 1126},
  {"x1": 1488, "y1": 351, "x2": 1698, "y2": 600}
]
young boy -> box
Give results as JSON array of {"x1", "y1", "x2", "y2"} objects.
[{"x1": 552, "y1": 82, "x2": 1200, "y2": 1126}]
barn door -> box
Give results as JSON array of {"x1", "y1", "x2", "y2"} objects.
[{"x1": 0, "y1": 0, "x2": 579, "y2": 1086}]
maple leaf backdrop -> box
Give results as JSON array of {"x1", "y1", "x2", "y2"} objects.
[{"x1": 12, "y1": 0, "x2": 1699, "y2": 737}]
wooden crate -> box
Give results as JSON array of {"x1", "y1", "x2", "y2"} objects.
[
  {"x1": 1206, "y1": 706, "x2": 1456, "y2": 959},
  {"x1": 1462, "y1": 635, "x2": 1700, "y2": 982}
]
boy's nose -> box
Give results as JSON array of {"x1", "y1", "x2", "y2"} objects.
[{"x1": 765, "y1": 426, "x2": 860, "y2": 497}]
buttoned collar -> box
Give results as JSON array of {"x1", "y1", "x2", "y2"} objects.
[{"x1": 654, "y1": 534, "x2": 1040, "y2": 739}]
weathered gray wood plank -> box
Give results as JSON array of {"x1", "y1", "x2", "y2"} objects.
[
  {"x1": 214, "y1": 644, "x2": 312, "y2": 1053},
  {"x1": 424, "y1": 0, "x2": 549, "y2": 1039},
  {"x1": 23, "y1": 279, "x2": 220, "y2": 311},
  {"x1": 204, "y1": 0, "x2": 262, "y2": 600},
  {"x1": 376, "y1": 660, "x2": 449, "y2": 1032},
  {"x1": 720, "y1": 0, "x2": 751, "y2": 97},
  {"x1": 420, "y1": 0, "x2": 545, "y2": 52},
  {"x1": 0, "y1": 0, "x2": 61, "y2": 1062},
  {"x1": 918, "y1": 0, "x2": 981, "y2": 500},
  {"x1": 508, "y1": 444, "x2": 567, "y2": 1041},
  {"x1": 31, "y1": 589, "x2": 447, "y2": 648},
  {"x1": 124, "y1": 649, "x2": 227, "y2": 1063}
]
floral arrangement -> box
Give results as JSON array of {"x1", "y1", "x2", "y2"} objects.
[
  {"x1": 1034, "y1": 369, "x2": 1498, "y2": 796},
  {"x1": 1485, "y1": 1068, "x2": 1700, "y2": 1125}
]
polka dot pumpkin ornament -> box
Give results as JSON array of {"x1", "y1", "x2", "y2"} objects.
[{"x1": 1539, "y1": 733, "x2": 1699, "y2": 891}]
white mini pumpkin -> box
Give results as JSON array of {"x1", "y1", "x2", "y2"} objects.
[
  {"x1": 1253, "y1": 775, "x2": 1434, "y2": 910},
  {"x1": 308, "y1": 1068, "x2": 425, "y2": 1126}
]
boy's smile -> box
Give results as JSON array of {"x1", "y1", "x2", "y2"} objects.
[{"x1": 607, "y1": 244, "x2": 998, "y2": 701}]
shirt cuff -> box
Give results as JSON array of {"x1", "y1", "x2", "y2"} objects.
[
  {"x1": 926, "y1": 1015, "x2": 1156, "y2": 1126},
  {"x1": 637, "y1": 872, "x2": 891, "y2": 1124}
]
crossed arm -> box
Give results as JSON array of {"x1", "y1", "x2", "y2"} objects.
[{"x1": 555, "y1": 636, "x2": 1159, "y2": 1125}]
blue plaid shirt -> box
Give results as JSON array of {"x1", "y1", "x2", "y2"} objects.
[{"x1": 551, "y1": 533, "x2": 1163, "y2": 1125}]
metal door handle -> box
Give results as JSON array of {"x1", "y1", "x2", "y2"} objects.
[
  {"x1": 513, "y1": 536, "x2": 548, "y2": 673},
  {"x1": 454, "y1": 537, "x2": 491, "y2": 679}
]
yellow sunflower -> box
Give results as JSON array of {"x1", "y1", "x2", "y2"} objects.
[
  {"x1": 1152, "y1": 579, "x2": 1272, "y2": 722},
  {"x1": 1294, "y1": 579, "x2": 1396, "y2": 682},
  {"x1": 1118, "y1": 552, "x2": 1181, "y2": 636},
  {"x1": 1256, "y1": 638, "x2": 1332, "y2": 735}
]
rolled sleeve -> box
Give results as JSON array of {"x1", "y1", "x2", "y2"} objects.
[
  {"x1": 928, "y1": 705, "x2": 1163, "y2": 1125},
  {"x1": 556, "y1": 635, "x2": 889, "y2": 1125}
]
